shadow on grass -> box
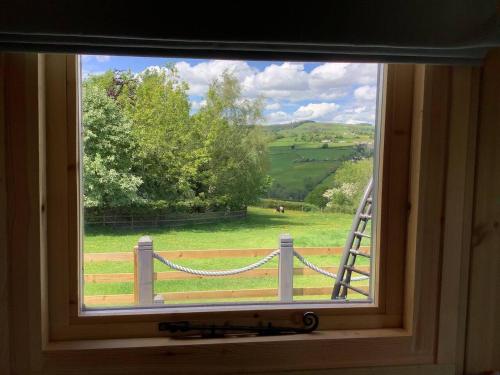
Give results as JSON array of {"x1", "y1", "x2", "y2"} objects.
[{"x1": 84, "y1": 210, "x2": 311, "y2": 237}]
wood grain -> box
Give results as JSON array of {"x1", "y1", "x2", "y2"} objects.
[
  {"x1": 465, "y1": 50, "x2": 500, "y2": 374},
  {"x1": 4, "y1": 53, "x2": 45, "y2": 374},
  {"x1": 2, "y1": 56, "x2": 479, "y2": 374},
  {"x1": 436, "y1": 66, "x2": 480, "y2": 371},
  {"x1": 0, "y1": 53, "x2": 10, "y2": 375}
]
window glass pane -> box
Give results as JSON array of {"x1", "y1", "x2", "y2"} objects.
[{"x1": 80, "y1": 55, "x2": 380, "y2": 309}]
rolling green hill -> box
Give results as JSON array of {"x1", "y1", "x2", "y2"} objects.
[{"x1": 263, "y1": 121, "x2": 374, "y2": 202}]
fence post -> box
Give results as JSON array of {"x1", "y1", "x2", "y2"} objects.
[
  {"x1": 154, "y1": 294, "x2": 165, "y2": 305},
  {"x1": 278, "y1": 234, "x2": 294, "y2": 302},
  {"x1": 134, "y1": 236, "x2": 154, "y2": 306}
]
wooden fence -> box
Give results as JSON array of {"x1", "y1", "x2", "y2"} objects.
[
  {"x1": 84, "y1": 209, "x2": 247, "y2": 229},
  {"x1": 83, "y1": 238, "x2": 370, "y2": 306}
]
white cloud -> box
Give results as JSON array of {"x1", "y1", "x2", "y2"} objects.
[
  {"x1": 333, "y1": 104, "x2": 376, "y2": 124},
  {"x1": 242, "y1": 62, "x2": 308, "y2": 94},
  {"x1": 95, "y1": 55, "x2": 111, "y2": 63},
  {"x1": 265, "y1": 102, "x2": 281, "y2": 111},
  {"x1": 266, "y1": 111, "x2": 292, "y2": 124},
  {"x1": 82, "y1": 55, "x2": 111, "y2": 63},
  {"x1": 175, "y1": 60, "x2": 256, "y2": 96},
  {"x1": 168, "y1": 61, "x2": 377, "y2": 103},
  {"x1": 293, "y1": 102, "x2": 340, "y2": 121},
  {"x1": 191, "y1": 99, "x2": 207, "y2": 111},
  {"x1": 242, "y1": 62, "x2": 349, "y2": 102},
  {"x1": 134, "y1": 60, "x2": 379, "y2": 124},
  {"x1": 354, "y1": 85, "x2": 377, "y2": 101}
]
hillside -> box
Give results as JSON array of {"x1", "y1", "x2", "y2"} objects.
[{"x1": 263, "y1": 122, "x2": 374, "y2": 202}]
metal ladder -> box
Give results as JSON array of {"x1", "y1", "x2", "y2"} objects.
[{"x1": 331, "y1": 177, "x2": 373, "y2": 300}]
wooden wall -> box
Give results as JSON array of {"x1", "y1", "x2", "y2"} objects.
[
  {"x1": 0, "y1": 51, "x2": 500, "y2": 374},
  {"x1": 464, "y1": 50, "x2": 500, "y2": 374}
]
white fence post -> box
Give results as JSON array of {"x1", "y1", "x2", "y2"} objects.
[
  {"x1": 278, "y1": 234, "x2": 294, "y2": 302},
  {"x1": 153, "y1": 294, "x2": 165, "y2": 305},
  {"x1": 134, "y1": 236, "x2": 154, "y2": 306}
]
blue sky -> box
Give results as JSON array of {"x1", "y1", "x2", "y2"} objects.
[{"x1": 82, "y1": 55, "x2": 379, "y2": 125}]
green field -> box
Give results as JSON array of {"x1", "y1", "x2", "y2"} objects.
[
  {"x1": 264, "y1": 121, "x2": 374, "y2": 201},
  {"x1": 84, "y1": 207, "x2": 355, "y2": 253},
  {"x1": 84, "y1": 207, "x2": 370, "y2": 305}
]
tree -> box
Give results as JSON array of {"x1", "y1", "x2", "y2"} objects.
[
  {"x1": 128, "y1": 66, "x2": 193, "y2": 202},
  {"x1": 82, "y1": 84, "x2": 142, "y2": 208},
  {"x1": 81, "y1": 68, "x2": 270, "y2": 212},
  {"x1": 192, "y1": 71, "x2": 269, "y2": 208},
  {"x1": 322, "y1": 158, "x2": 373, "y2": 213}
]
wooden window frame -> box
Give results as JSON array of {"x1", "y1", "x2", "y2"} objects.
[{"x1": 1, "y1": 52, "x2": 481, "y2": 373}]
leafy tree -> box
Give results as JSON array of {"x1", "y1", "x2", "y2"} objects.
[
  {"x1": 322, "y1": 158, "x2": 373, "y2": 213},
  {"x1": 128, "y1": 66, "x2": 193, "y2": 202},
  {"x1": 82, "y1": 68, "x2": 269, "y2": 212},
  {"x1": 82, "y1": 84, "x2": 142, "y2": 208},
  {"x1": 193, "y1": 72, "x2": 269, "y2": 208}
]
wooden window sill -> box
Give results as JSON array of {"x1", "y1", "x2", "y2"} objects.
[{"x1": 44, "y1": 328, "x2": 411, "y2": 352}]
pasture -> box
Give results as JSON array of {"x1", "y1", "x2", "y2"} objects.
[
  {"x1": 265, "y1": 121, "x2": 374, "y2": 200},
  {"x1": 83, "y1": 207, "x2": 370, "y2": 306}
]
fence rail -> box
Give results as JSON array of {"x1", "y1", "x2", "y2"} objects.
[
  {"x1": 85, "y1": 285, "x2": 370, "y2": 306},
  {"x1": 128, "y1": 235, "x2": 370, "y2": 306},
  {"x1": 84, "y1": 265, "x2": 371, "y2": 283},
  {"x1": 84, "y1": 246, "x2": 370, "y2": 262},
  {"x1": 84, "y1": 209, "x2": 247, "y2": 229}
]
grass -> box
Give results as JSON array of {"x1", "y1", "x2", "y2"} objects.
[
  {"x1": 85, "y1": 255, "x2": 369, "y2": 274},
  {"x1": 267, "y1": 145, "x2": 354, "y2": 199},
  {"x1": 83, "y1": 207, "x2": 372, "y2": 305},
  {"x1": 264, "y1": 122, "x2": 374, "y2": 200},
  {"x1": 81, "y1": 122, "x2": 375, "y2": 306},
  {"x1": 84, "y1": 207, "x2": 356, "y2": 253},
  {"x1": 84, "y1": 275, "x2": 367, "y2": 296}
]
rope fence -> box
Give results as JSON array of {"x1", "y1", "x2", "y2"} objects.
[
  {"x1": 133, "y1": 234, "x2": 370, "y2": 305},
  {"x1": 152, "y1": 250, "x2": 280, "y2": 277},
  {"x1": 293, "y1": 250, "x2": 368, "y2": 281}
]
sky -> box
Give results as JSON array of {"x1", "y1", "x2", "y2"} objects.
[{"x1": 82, "y1": 55, "x2": 379, "y2": 125}]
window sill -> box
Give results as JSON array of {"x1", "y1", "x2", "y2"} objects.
[
  {"x1": 45, "y1": 328, "x2": 411, "y2": 351},
  {"x1": 42, "y1": 328, "x2": 435, "y2": 374}
]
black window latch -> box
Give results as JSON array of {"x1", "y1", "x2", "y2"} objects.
[{"x1": 158, "y1": 311, "x2": 319, "y2": 338}]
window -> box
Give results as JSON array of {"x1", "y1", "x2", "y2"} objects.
[
  {"x1": 79, "y1": 56, "x2": 381, "y2": 309},
  {"x1": 41, "y1": 55, "x2": 418, "y2": 344},
  {"x1": 5, "y1": 52, "x2": 475, "y2": 372}
]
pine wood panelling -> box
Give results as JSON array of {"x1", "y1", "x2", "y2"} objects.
[
  {"x1": 437, "y1": 66, "x2": 480, "y2": 372},
  {"x1": 4, "y1": 53, "x2": 46, "y2": 374},
  {"x1": 0, "y1": 53, "x2": 10, "y2": 375},
  {"x1": 465, "y1": 50, "x2": 500, "y2": 374},
  {"x1": 3, "y1": 52, "x2": 498, "y2": 374}
]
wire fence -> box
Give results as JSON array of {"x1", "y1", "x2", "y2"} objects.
[{"x1": 85, "y1": 210, "x2": 247, "y2": 229}]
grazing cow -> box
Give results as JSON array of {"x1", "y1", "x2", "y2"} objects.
[{"x1": 275, "y1": 205, "x2": 285, "y2": 213}]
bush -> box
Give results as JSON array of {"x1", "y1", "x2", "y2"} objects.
[
  {"x1": 256, "y1": 199, "x2": 319, "y2": 212},
  {"x1": 322, "y1": 158, "x2": 373, "y2": 214},
  {"x1": 84, "y1": 198, "x2": 239, "y2": 221}
]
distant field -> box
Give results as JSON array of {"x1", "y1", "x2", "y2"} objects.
[
  {"x1": 264, "y1": 121, "x2": 374, "y2": 201},
  {"x1": 268, "y1": 144, "x2": 354, "y2": 200}
]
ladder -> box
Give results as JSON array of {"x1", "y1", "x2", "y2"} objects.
[{"x1": 331, "y1": 177, "x2": 373, "y2": 300}]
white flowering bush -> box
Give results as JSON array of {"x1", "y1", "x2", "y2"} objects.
[{"x1": 322, "y1": 159, "x2": 372, "y2": 213}]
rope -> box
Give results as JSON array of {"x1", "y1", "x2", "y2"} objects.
[
  {"x1": 293, "y1": 251, "x2": 369, "y2": 281},
  {"x1": 153, "y1": 250, "x2": 280, "y2": 276}
]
